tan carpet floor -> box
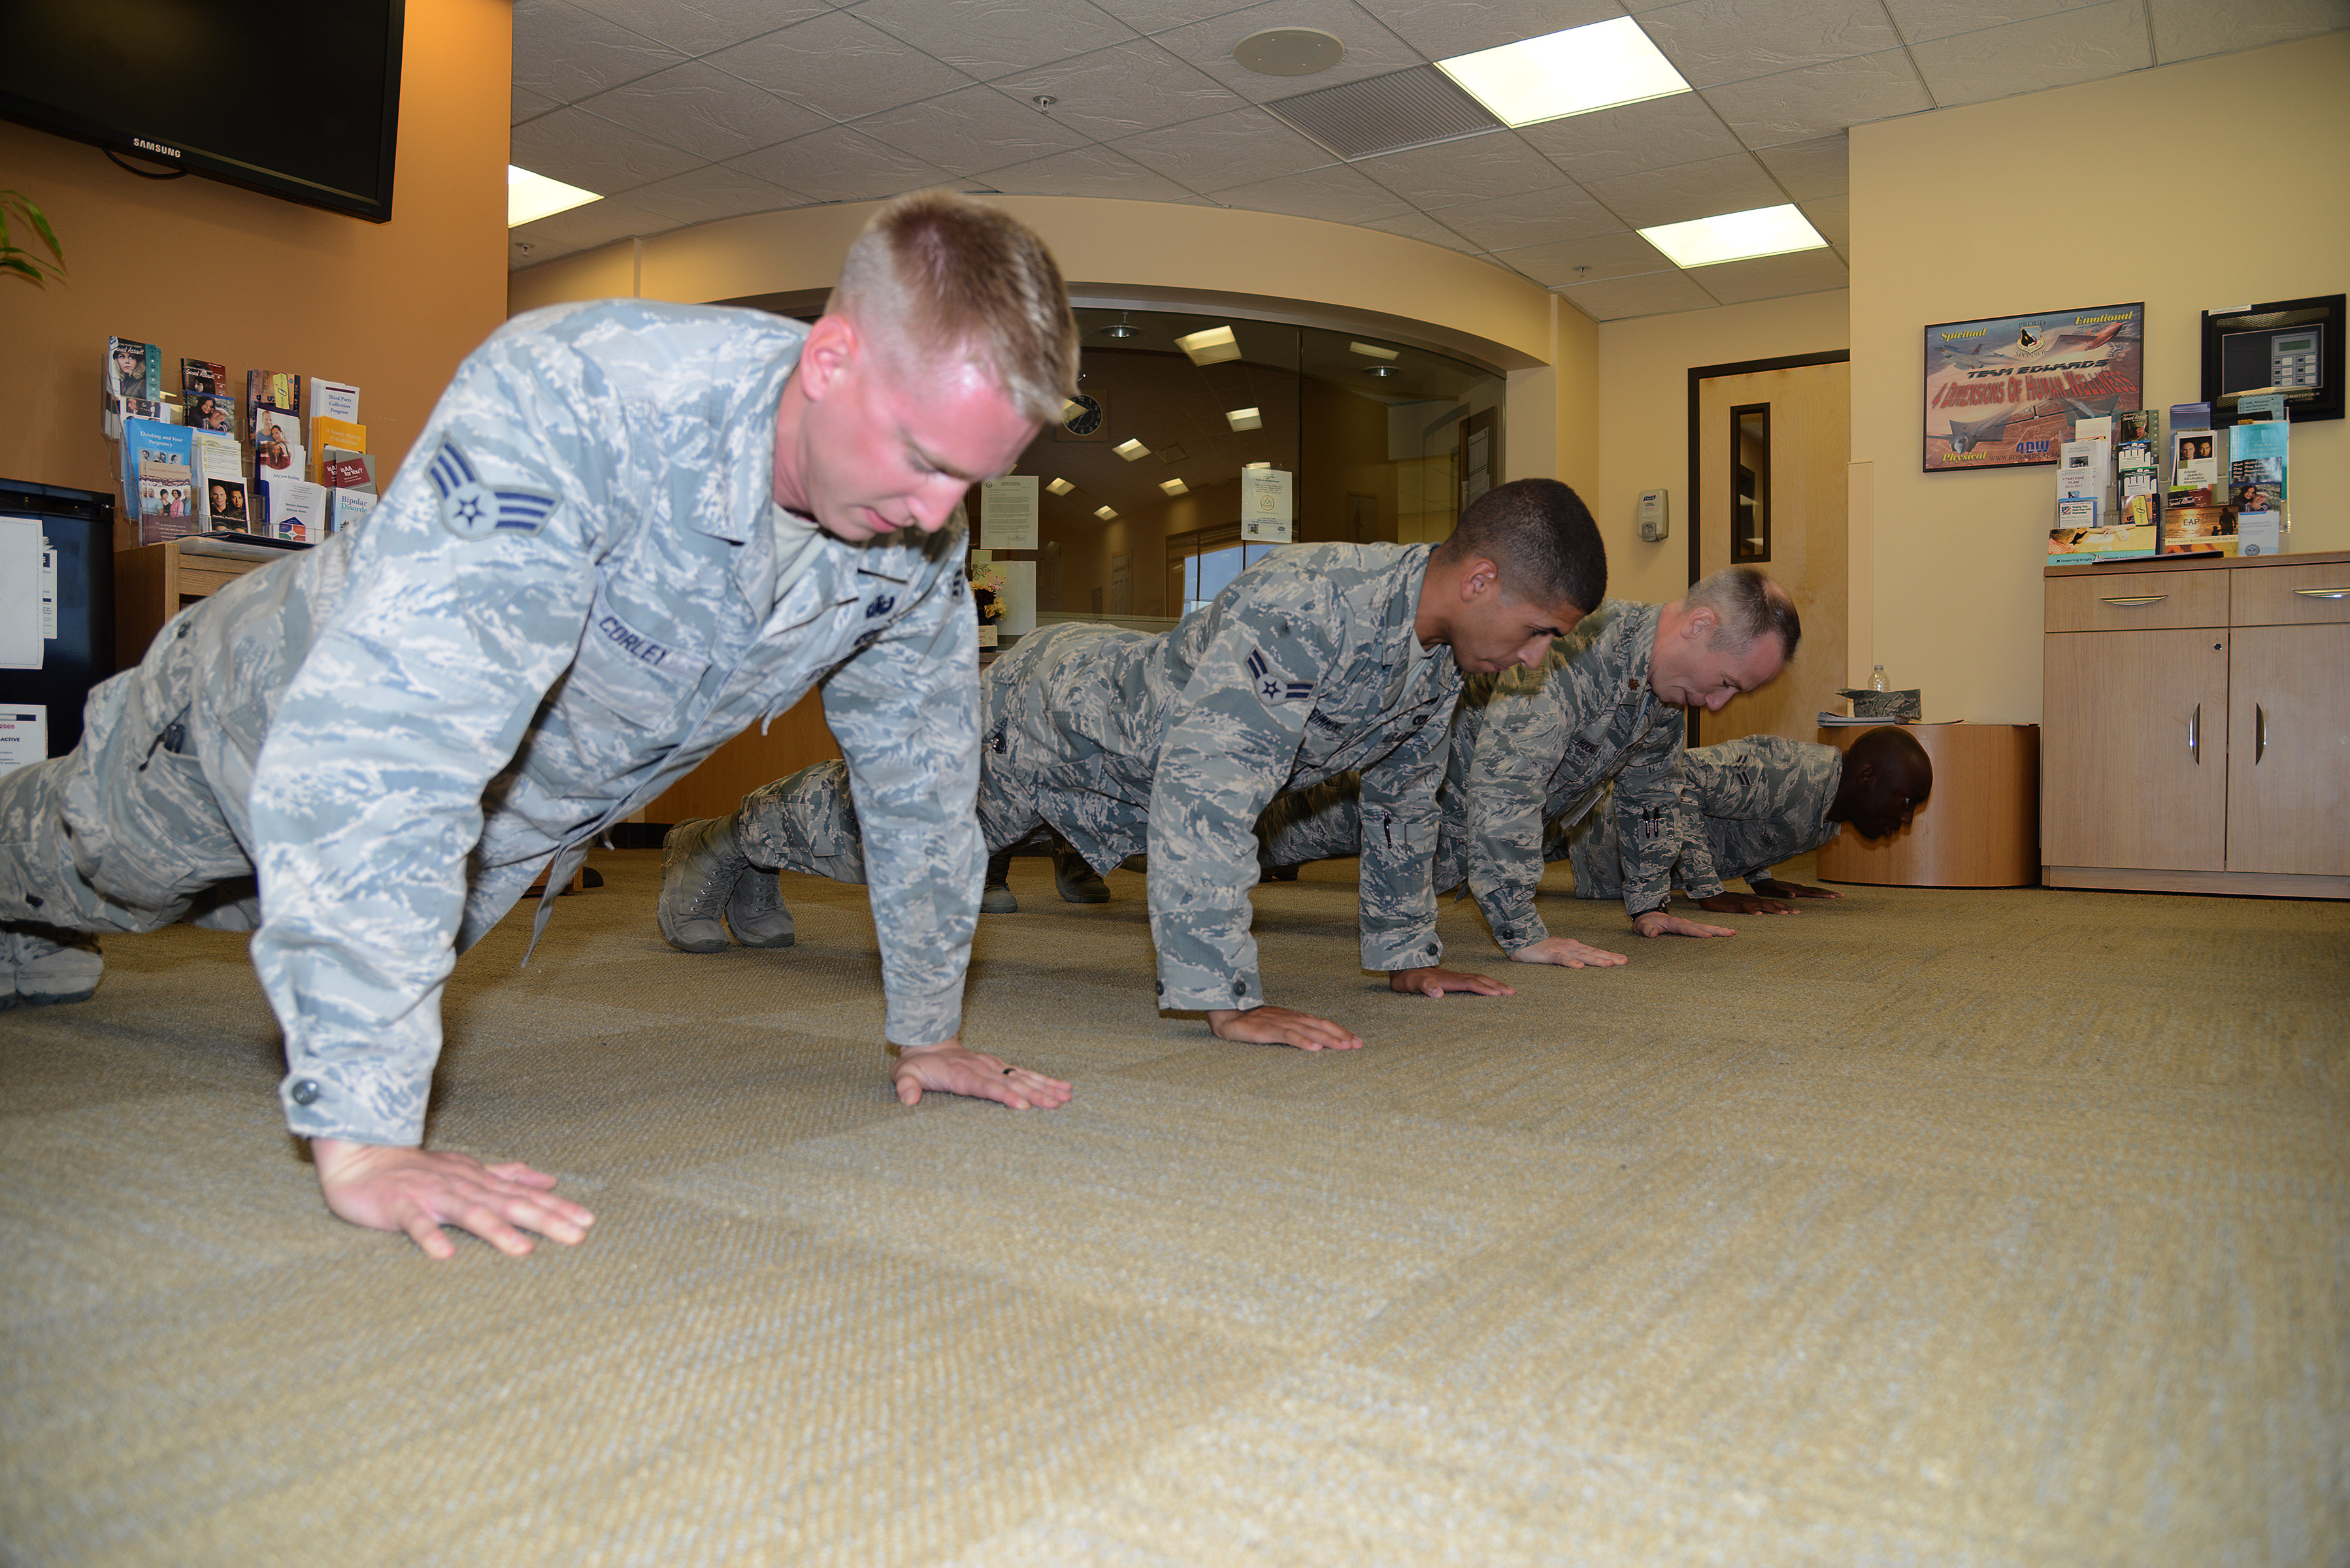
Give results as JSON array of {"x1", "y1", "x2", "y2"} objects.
[{"x1": 3, "y1": 850, "x2": 2346, "y2": 1566}]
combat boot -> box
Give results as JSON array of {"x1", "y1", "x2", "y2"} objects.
[
  {"x1": 982, "y1": 849, "x2": 1018, "y2": 914},
  {"x1": 1053, "y1": 847, "x2": 1110, "y2": 904},
  {"x1": 3, "y1": 923, "x2": 104, "y2": 1009},
  {"x1": 727, "y1": 868, "x2": 795, "y2": 949},
  {"x1": 658, "y1": 815, "x2": 750, "y2": 953},
  {"x1": 1265, "y1": 863, "x2": 1300, "y2": 881}
]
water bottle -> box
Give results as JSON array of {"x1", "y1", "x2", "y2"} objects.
[{"x1": 1870, "y1": 664, "x2": 1888, "y2": 692}]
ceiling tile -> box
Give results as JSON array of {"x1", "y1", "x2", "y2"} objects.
[
  {"x1": 1425, "y1": 184, "x2": 1625, "y2": 249},
  {"x1": 1882, "y1": 0, "x2": 2102, "y2": 46},
  {"x1": 510, "y1": 106, "x2": 710, "y2": 193},
  {"x1": 1800, "y1": 191, "x2": 1849, "y2": 248},
  {"x1": 1515, "y1": 93, "x2": 1746, "y2": 184},
  {"x1": 1370, "y1": 0, "x2": 1625, "y2": 60},
  {"x1": 514, "y1": 84, "x2": 563, "y2": 126},
  {"x1": 1688, "y1": 244, "x2": 1849, "y2": 303},
  {"x1": 1085, "y1": 0, "x2": 1264, "y2": 34},
  {"x1": 1487, "y1": 229, "x2": 1672, "y2": 286},
  {"x1": 1153, "y1": 0, "x2": 1426, "y2": 105},
  {"x1": 708, "y1": 12, "x2": 977, "y2": 123},
  {"x1": 2147, "y1": 0, "x2": 2350, "y2": 61},
  {"x1": 509, "y1": 195, "x2": 670, "y2": 268},
  {"x1": 576, "y1": 62, "x2": 830, "y2": 162},
  {"x1": 1581, "y1": 150, "x2": 1781, "y2": 228},
  {"x1": 1355, "y1": 208, "x2": 1483, "y2": 252},
  {"x1": 621, "y1": 165, "x2": 810, "y2": 224},
  {"x1": 1753, "y1": 132, "x2": 1846, "y2": 199},
  {"x1": 990, "y1": 41, "x2": 1248, "y2": 139},
  {"x1": 975, "y1": 144, "x2": 1200, "y2": 199},
  {"x1": 1700, "y1": 48, "x2": 1933, "y2": 146},
  {"x1": 562, "y1": 0, "x2": 832, "y2": 56},
  {"x1": 1555, "y1": 269, "x2": 1720, "y2": 320},
  {"x1": 1908, "y1": 0, "x2": 2151, "y2": 106},
  {"x1": 850, "y1": 0, "x2": 1142, "y2": 80},
  {"x1": 1109, "y1": 106, "x2": 1339, "y2": 193},
  {"x1": 1353, "y1": 130, "x2": 1571, "y2": 211},
  {"x1": 1638, "y1": 0, "x2": 1906, "y2": 89},
  {"x1": 855, "y1": 84, "x2": 1097, "y2": 174},
  {"x1": 1204, "y1": 161, "x2": 1417, "y2": 224},
  {"x1": 512, "y1": 0, "x2": 692, "y2": 104},
  {"x1": 727, "y1": 125, "x2": 957, "y2": 203}
]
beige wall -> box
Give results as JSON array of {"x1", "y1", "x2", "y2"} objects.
[
  {"x1": 1594, "y1": 291, "x2": 1852, "y2": 606},
  {"x1": 1854, "y1": 33, "x2": 2350, "y2": 724},
  {"x1": 0, "y1": 0, "x2": 512, "y2": 508}
]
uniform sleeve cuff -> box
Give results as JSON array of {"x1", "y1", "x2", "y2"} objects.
[
  {"x1": 885, "y1": 981, "x2": 966, "y2": 1048},
  {"x1": 279, "y1": 1064, "x2": 427, "y2": 1147},
  {"x1": 1365, "y1": 933, "x2": 1444, "y2": 971},
  {"x1": 1156, "y1": 975, "x2": 1263, "y2": 1012}
]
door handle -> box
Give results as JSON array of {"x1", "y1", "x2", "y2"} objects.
[
  {"x1": 2100, "y1": 595, "x2": 2166, "y2": 606},
  {"x1": 2188, "y1": 702, "x2": 2200, "y2": 762},
  {"x1": 2255, "y1": 703, "x2": 2266, "y2": 763},
  {"x1": 2291, "y1": 587, "x2": 2350, "y2": 599}
]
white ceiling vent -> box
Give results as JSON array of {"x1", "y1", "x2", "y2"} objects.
[{"x1": 1264, "y1": 65, "x2": 1502, "y2": 161}]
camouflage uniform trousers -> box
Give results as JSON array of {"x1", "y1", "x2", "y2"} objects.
[{"x1": 0, "y1": 605, "x2": 260, "y2": 941}]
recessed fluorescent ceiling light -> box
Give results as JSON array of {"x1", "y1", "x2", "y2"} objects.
[
  {"x1": 508, "y1": 165, "x2": 600, "y2": 227},
  {"x1": 1349, "y1": 342, "x2": 1398, "y2": 360},
  {"x1": 1094, "y1": 505, "x2": 1118, "y2": 520},
  {"x1": 1226, "y1": 407, "x2": 1263, "y2": 431},
  {"x1": 1114, "y1": 438, "x2": 1150, "y2": 461},
  {"x1": 1640, "y1": 204, "x2": 1827, "y2": 268},
  {"x1": 1046, "y1": 477, "x2": 1074, "y2": 495},
  {"x1": 1160, "y1": 478, "x2": 1189, "y2": 496},
  {"x1": 1176, "y1": 325, "x2": 1242, "y2": 365},
  {"x1": 1436, "y1": 18, "x2": 1689, "y2": 127}
]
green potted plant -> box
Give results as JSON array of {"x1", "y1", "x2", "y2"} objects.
[{"x1": 1, "y1": 191, "x2": 66, "y2": 287}]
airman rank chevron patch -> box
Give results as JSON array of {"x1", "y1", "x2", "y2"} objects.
[
  {"x1": 1246, "y1": 647, "x2": 1314, "y2": 703},
  {"x1": 427, "y1": 438, "x2": 559, "y2": 541}
]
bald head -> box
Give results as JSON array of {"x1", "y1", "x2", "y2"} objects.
[{"x1": 1831, "y1": 727, "x2": 1933, "y2": 838}]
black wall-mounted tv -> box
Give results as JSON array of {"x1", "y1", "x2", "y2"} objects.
[{"x1": 0, "y1": 1, "x2": 405, "y2": 223}]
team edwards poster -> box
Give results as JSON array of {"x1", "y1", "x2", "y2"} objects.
[{"x1": 1922, "y1": 302, "x2": 2144, "y2": 472}]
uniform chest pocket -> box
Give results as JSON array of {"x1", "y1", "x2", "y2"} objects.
[{"x1": 563, "y1": 583, "x2": 714, "y2": 738}]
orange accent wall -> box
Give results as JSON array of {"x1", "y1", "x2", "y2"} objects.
[{"x1": 0, "y1": 0, "x2": 510, "y2": 519}]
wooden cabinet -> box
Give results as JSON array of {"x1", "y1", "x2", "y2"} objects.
[
  {"x1": 112, "y1": 538, "x2": 278, "y2": 671},
  {"x1": 2044, "y1": 549, "x2": 2350, "y2": 898}
]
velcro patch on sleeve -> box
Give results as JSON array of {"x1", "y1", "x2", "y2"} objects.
[
  {"x1": 1246, "y1": 647, "x2": 1314, "y2": 704},
  {"x1": 428, "y1": 438, "x2": 559, "y2": 541}
]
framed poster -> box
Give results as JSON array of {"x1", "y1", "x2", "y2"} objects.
[{"x1": 1923, "y1": 302, "x2": 2143, "y2": 472}]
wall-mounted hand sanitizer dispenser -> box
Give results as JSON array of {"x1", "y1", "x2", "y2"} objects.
[{"x1": 1637, "y1": 489, "x2": 1669, "y2": 542}]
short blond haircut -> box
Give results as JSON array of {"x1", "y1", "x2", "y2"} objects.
[{"x1": 831, "y1": 191, "x2": 1079, "y2": 426}]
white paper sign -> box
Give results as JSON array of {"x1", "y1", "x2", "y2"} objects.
[
  {"x1": 41, "y1": 538, "x2": 58, "y2": 638},
  {"x1": 980, "y1": 475, "x2": 1040, "y2": 550},
  {"x1": 0, "y1": 704, "x2": 44, "y2": 773},
  {"x1": 0, "y1": 515, "x2": 44, "y2": 669},
  {"x1": 1240, "y1": 467, "x2": 1293, "y2": 544},
  {"x1": 996, "y1": 559, "x2": 1037, "y2": 636}
]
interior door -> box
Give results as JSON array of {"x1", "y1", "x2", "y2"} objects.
[{"x1": 1695, "y1": 361, "x2": 1849, "y2": 745}]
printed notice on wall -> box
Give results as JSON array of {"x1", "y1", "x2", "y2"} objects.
[
  {"x1": 1240, "y1": 467, "x2": 1293, "y2": 544},
  {"x1": 980, "y1": 476, "x2": 1039, "y2": 551},
  {"x1": 0, "y1": 705, "x2": 46, "y2": 774}
]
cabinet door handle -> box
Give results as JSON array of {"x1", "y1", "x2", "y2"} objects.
[
  {"x1": 2291, "y1": 587, "x2": 2350, "y2": 599},
  {"x1": 2189, "y1": 702, "x2": 2200, "y2": 762},
  {"x1": 2255, "y1": 703, "x2": 2266, "y2": 763},
  {"x1": 2100, "y1": 595, "x2": 2166, "y2": 606}
]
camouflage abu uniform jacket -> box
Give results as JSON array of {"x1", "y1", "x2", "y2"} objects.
[
  {"x1": 216, "y1": 301, "x2": 979, "y2": 1145},
  {"x1": 982, "y1": 543, "x2": 1461, "y2": 1013},
  {"x1": 1456, "y1": 598, "x2": 1719, "y2": 943},
  {"x1": 1559, "y1": 734, "x2": 1844, "y2": 897}
]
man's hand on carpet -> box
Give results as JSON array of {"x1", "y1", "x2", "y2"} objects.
[
  {"x1": 1388, "y1": 965, "x2": 1515, "y2": 998},
  {"x1": 1630, "y1": 911, "x2": 1737, "y2": 939},
  {"x1": 1698, "y1": 892, "x2": 1799, "y2": 915},
  {"x1": 1749, "y1": 877, "x2": 1841, "y2": 900},
  {"x1": 1508, "y1": 936, "x2": 1630, "y2": 968},
  {"x1": 892, "y1": 1040, "x2": 1072, "y2": 1110},
  {"x1": 311, "y1": 1137, "x2": 594, "y2": 1260},
  {"x1": 1208, "y1": 1004, "x2": 1364, "y2": 1051}
]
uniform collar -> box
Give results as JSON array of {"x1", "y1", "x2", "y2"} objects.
[{"x1": 704, "y1": 322, "x2": 810, "y2": 547}]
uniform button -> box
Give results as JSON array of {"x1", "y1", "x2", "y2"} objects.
[
  {"x1": 1154, "y1": 981, "x2": 1164, "y2": 996},
  {"x1": 1425, "y1": 943, "x2": 1439, "y2": 956},
  {"x1": 289, "y1": 1079, "x2": 322, "y2": 1106},
  {"x1": 1232, "y1": 980, "x2": 1246, "y2": 996}
]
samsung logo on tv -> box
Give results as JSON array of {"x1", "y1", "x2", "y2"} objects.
[{"x1": 132, "y1": 139, "x2": 181, "y2": 159}]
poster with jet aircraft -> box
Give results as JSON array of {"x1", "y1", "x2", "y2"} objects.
[{"x1": 1923, "y1": 302, "x2": 2143, "y2": 472}]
